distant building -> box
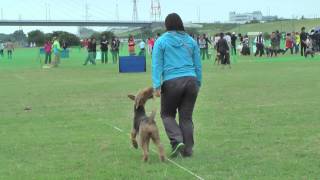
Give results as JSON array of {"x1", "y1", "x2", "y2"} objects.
[
  {"x1": 262, "y1": 16, "x2": 278, "y2": 22},
  {"x1": 229, "y1": 11, "x2": 277, "y2": 24}
]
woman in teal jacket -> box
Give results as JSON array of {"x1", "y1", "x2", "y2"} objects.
[{"x1": 152, "y1": 13, "x2": 202, "y2": 158}]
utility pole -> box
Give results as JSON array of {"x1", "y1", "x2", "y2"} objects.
[
  {"x1": 197, "y1": 7, "x2": 200, "y2": 23},
  {"x1": 45, "y1": 3, "x2": 48, "y2": 21},
  {"x1": 1, "y1": 8, "x2": 3, "y2": 20},
  {"x1": 132, "y1": 0, "x2": 138, "y2": 22},
  {"x1": 116, "y1": 0, "x2": 119, "y2": 21},
  {"x1": 85, "y1": 1, "x2": 90, "y2": 21},
  {"x1": 48, "y1": 4, "x2": 51, "y2": 20},
  {"x1": 18, "y1": 14, "x2": 22, "y2": 31},
  {"x1": 151, "y1": 0, "x2": 161, "y2": 22}
]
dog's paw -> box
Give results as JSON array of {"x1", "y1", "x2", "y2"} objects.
[
  {"x1": 143, "y1": 156, "x2": 148, "y2": 162},
  {"x1": 160, "y1": 156, "x2": 166, "y2": 162},
  {"x1": 132, "y1": 140, "x2": 138, "y2": 149}
]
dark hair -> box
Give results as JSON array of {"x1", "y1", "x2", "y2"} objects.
[
  {"x1": 220, "y1": 33, "x2": 224, "y2": 38},
  {"x1": 301, "y1": 27, "x2": 305, "y2": 31},
  {"x1": 165, "y1": 13, "x2": 185, "y2": 31}
]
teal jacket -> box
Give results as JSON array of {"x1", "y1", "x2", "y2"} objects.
[{"x1": 152, "y1": 31, "x2": 202, "y2": 89}]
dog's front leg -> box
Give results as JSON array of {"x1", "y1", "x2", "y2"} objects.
[{"x1": 131, "y1": 129, "x2": 138, "y2": 149}]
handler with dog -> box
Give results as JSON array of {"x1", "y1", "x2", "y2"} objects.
[{"x1": 152, "y1": 13, "x2": 202, "y2": 158}]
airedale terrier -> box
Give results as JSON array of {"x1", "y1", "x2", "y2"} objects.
[{"x1": 128, "y1": 87, "x2": 165, "y2": 162}]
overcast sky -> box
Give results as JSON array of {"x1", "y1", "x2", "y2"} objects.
[{"x1": 1, "y1": 0, "x2": 319, "y2": 34}]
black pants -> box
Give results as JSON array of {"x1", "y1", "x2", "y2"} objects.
[
  {"x1": 270, "y1": 48, "x2": 278, "y2": 57},
  {"x1": 284, "y1": 48, "x2": 293, "y2": 55},
  {"x1": 161, "y1": 77, "x2": 199, "y2": 155},
  {"x1": 45, "y1": 52, "x2": 52, "y2": 64},
  {"x1": 255, "y1": 44, "x2": 264, "y2": 57},
  {"x1": 220, "y1": 52, "x2": 230, "y2": 65},
  {"x1": 301, "y1": 44, "x2": 307, "y2": 56},
  {"x1": 7, "y1": 50, "x2": 12, "y2": 59},
  {"x1": 231, "y1": 45, "x2": 237, "y2": 55}
]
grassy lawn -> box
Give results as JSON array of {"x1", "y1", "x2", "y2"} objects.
[{"x1": 0, "y1": 47, "x2": 319, "y2": 179}]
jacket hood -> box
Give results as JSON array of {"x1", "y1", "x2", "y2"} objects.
[{"x1": 164, "y1": 31, "x2": 190, "y2": 48}]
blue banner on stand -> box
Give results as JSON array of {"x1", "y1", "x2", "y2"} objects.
[{"x1": 119, "y1": 56, "x2": 146, "y2": 73}]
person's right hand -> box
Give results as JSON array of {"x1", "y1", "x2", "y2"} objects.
[{"x1": 154, "y1": 89, "x2": 161, "y2": 97}]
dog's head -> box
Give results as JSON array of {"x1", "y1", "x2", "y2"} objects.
[{"x1": 128, "y1": 87, "x2": 154, "y2": 109}]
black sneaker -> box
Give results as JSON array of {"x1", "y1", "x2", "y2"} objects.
[
  {"x1": 170, "y1": 143, "x2": 185, "y2": 158},
  {"x1": 181, "y1": 150, "x2": 193, "y2": 158}
]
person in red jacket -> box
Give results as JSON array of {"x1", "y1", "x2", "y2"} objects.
[
  {"x1": 128, "y1": 35, "x2": 136, "y2": 56},
  {"x1": 283, "y1": 33, "x2": 294, "y2": 55}
]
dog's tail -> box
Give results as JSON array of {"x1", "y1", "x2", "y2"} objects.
[{"x1": 148, "y1": 110, "x2": 157, "y2": 124}]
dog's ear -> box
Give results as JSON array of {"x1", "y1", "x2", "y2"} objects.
[
  {"x1": 128, "y1": 94, "x2": 135, "y2": 101},
  {"x1": 135, "y1": 95, "x2": 142, "y2": 109}
]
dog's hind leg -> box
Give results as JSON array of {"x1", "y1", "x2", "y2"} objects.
[
  {"x1": 151, "y1": 130, "x2": 166, "y2": 162},
  {"x1": 131, "y1": 129, "x2": 138, "y2": 149},
  {"x1": 140, "y1": 135, "x2": 149, "y2": 162}
]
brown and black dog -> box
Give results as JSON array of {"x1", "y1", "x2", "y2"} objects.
[{"x1": 128, "y1": 87, "x2": 165, "y2": 162}]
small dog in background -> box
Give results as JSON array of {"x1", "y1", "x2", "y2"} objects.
[{"x1": 128, "y1": 87, "x2": 165, "y2": 162}]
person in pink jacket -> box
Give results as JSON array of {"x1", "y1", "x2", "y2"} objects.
[{"x1": 44, "y1": 40, "x2": 52, "y2": 64}]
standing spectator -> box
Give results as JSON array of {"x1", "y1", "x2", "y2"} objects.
[
  {"x1": 203, "y1": 34, "x2": 211, "y2": 60},
  {"x1": 6, "y1": 40, "x2": 14, "y2": 60},
  {"x1": 83, "y1": 38, "x2": 97, "y2": 65},
  {"x1": 138, "y1": 39, "x2": 146, "y2": 56},
  {"x1": 100, "y1": 35, "x2": 109, "y2": 64},
  {"x1": 147, "y1": 37, "x2": 155, "y2": 54},
  {"x1": 305, "y1": 35, "x2": 314, "y2": 58},
  {"x1": 62, "y1": 40, "x2": 68, "y2": 50},
  {"x1": 231, "y1": 32, "x2": 237, "y2": 55},
  {"x1": 213, "y1": 33, "x2": 220, "y2": 49},
  {"x1": 238, "y1": 33, "x2": 243, "y2": 44},
  {"x1": 283, "y1": 33, "x2": 294, "y2": 55},
  {"x1": 254, "y1": 32, "x2": 265, "y2": 57},
  {"x1": 275, "y1": 30, "x2": 281, "y2": 53},
  {"x1": 111, "y1": 37, "x2": 118, "y2": 64},
  {"x1": 270, "y1": 32, "x2": 278, "y2": 57},
  {"x1": 294, "y1": 32, "x2": 300, "y2": 54},
  {"x1": 155, "y1": 33, "x2": 161, "y2": 41},
  {"x1": 217, "y1": 33, "x2": 231, "y2": 68},
  {"x1": 198, "y1": 35, "x2": 206, "y2": 60},
  {"x1": 264, "y1": 35, "x2": 272, "y2": 57},
  {"x1": 224, "y1": 32, "x2": 232, "y2": 51},
  {"x1": 128, "y1": 35, "x2": 135, "y2": 56},
  {"x1": 300, "y1": 27, "x2": 308, "y2": 56},
  {"x1": 152, "y1": 13, "x2": 202, "y2": 158},
  {"x1": 316, "y1": 30, "x2": 320, "y2": 52},
  {"x1": 116, "y1": 38, "x2": 121, "y2": 61},
  {"x1": 52, "y1": 37, "x2": 62, "y2": 67},
  {"x1": 241, "y1": 35, "x2": 250, "y2": 56},
  {"x1": 44, "y1": 40, "x2": 52, "y2": 64},
  {"x1": 0, "y1": 41, "x2": 4, "y2": 58}
]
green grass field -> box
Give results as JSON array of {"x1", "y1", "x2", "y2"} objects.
[{"x1": 1, "y1": 47, "x2": 320, "y2": 179}]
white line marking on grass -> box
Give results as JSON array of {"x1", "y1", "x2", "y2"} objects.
[
  {"x1": 113, "y1": 126, "x2": 124, "y2": 132},
  {"x1": 106, "y1": 122, "x2": 205, "y2": 180},
  {"x1": 14, "y1": 74, "x2": 25, "y2": 80}
]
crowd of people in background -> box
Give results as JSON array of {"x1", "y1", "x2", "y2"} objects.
[
  {"x1": 81, "y1": 36, "x2": 120, "y2": 66},
  {"x1": 1, "y1": 26, "x2": 319, "y2": 69},
  {"x1": 186, "y1": 26, "x2": 320, "y2": 68}
]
